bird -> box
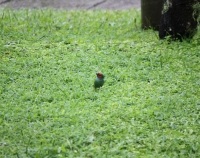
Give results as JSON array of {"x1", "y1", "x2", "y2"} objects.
[{"x1": 94, "y1": 72, "x2": 105, "y2": 90}]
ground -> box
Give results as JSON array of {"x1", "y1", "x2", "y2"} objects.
[{"x1": 0, "y1": 0, "x2": 140, "y2": 9}]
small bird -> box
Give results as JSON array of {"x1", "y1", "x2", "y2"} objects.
[{"x1": 94, "y1": 72, "x2": 105, "y2": 89}]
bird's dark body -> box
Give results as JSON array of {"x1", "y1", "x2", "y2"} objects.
[{"x1": 94, "y1": 78, "x2": 104, "y2": 89}]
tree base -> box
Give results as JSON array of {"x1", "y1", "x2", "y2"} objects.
[{"x1": 159, "y1": 0, "x2": 198, "y2": 41}]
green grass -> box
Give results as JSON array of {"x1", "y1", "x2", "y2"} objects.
[{"x1": 0, "y1": 8, "x2": 200, "y2": 157}]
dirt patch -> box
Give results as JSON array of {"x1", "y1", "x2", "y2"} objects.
[{"x1": 0, "y1": 0, "x2": 140, "y2": 10}]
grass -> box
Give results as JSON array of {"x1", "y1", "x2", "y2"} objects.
[{"x1": 0, "y1": 8, "x2": 200, "y2": 157}]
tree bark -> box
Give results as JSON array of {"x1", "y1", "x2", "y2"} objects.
[
  {"x1": 141, "y1": 0, "x2": 163, "y2": 30},
  {"x1": 159, "y1": 0, "x2": 199, "y2": 41}
]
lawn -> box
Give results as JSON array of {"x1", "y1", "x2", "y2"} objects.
[{"x1": 0, "y1": 8, "x2": 200, "y2": 157}]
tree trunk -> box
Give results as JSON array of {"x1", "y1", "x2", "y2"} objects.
[
  {"x1": 159, "y1": 0, "x2": 199, "y2": 41},
  {"x1": 141, "y1": 0, "x2": 163, "y2": 30}
]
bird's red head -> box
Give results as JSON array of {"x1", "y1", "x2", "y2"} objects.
[{"x1": 96, "y1": 72, "x2": 104, "y2": 79}]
